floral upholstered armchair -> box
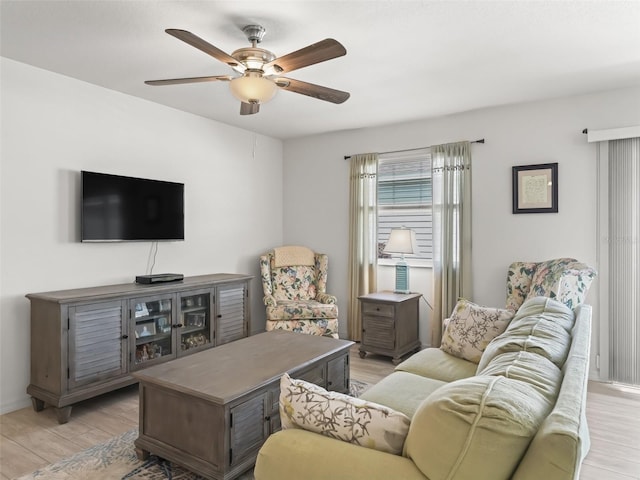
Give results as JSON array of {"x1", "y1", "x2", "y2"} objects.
[
  {"x1": 506, "y1": 257, "x2": 597, "y2": 312},
  {"x1": 260, "y1": 246, "x2": 339, "y2": 338}
]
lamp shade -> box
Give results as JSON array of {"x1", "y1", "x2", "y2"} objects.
[
  {"x1": 383, "y1": 228, "x2": 417, "y2": 255},
  {"x1": 229, "y1": 72, "x2": 277, "y2": 104}
]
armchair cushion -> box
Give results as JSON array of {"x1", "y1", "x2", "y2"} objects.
[
  {"x1": 266, "y1": 319, "x2": 339, "y2": 338},
  {"x1": 280, "y1": 373, "x2": 411, "y2": 455},
  {"x1": 266, "y1": 300, "x2": 338, "y2": 321}
]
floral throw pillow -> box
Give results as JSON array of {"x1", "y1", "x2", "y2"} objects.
[
  {"x1": 440, "y1": 299, "x2": 515, "y2": 363},
  {"x1": 279, "y1": 373, "x2": 410, "y2": 455}
]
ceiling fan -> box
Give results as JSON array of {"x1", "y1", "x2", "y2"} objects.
[{"x1": 145, "y1": 25, "x2": 350, "y2": 115}]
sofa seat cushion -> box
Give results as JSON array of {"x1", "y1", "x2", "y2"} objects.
[
  {"x1": 255, "y1": 429, "x2": 428, "y2": 480},
  {"x1": 265, "y1": 318, "x2": 339, "y2": 338},
  {"x1": 280, "y1": 373, "x2": 411, "y2": 455},
  {"x1": 266, "y1": 299, "x2": 338, "y2": 320},
  {"x1": 359, "y1": 371, "x2": 447, "y2": 418},
  {"x1": 477, "y1": 298, "x2": 574, "y2": 372},
  {"x1": 405, "y1": 375, "x2": 555, "y2": 480},
  {"x1": 440, "y1": 298, "x2": 514, "y2": 363},
  {"x1": 395, "y1": 348, "x2": 478, "y2": 383}
]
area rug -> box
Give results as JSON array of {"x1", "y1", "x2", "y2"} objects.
[{"x1": 18, "y1": 379, "x2": 370, "y2": 480}]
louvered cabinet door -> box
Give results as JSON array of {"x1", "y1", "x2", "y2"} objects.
[
  {"x1": 68, "y1": 300, "x2": 127, "y2": 390},
  {"x1": 229, "y1": 393, "x2": 269, "y2": 468},
  {"x1": 216, "y1": 283, "x2": 249, "y2": 345}
]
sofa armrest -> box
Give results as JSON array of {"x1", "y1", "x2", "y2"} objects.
[
  {"x1": 316, "y1": 292, "x2": 337, "y2": 304},
  {"x1": 263, "y1": 294, "x2": 277, "y2": 307},
  {"x1": 255, "y1": 429, "x2": 426, "y2": 480}
]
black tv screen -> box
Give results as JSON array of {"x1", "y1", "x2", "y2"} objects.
[{"x1": 81, "y1": 171, "x2": 184, "y2": 242}]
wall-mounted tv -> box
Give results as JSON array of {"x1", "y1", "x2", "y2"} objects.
[{"x1": 81, "y1": 171, "x2": 184, "y2": 242}]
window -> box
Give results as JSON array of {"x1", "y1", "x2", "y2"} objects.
[{"x1": 377, "y1": 150, "x2": 432, "y2": 262}]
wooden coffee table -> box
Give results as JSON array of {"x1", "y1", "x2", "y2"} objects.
[{"x1": 133, "y1": 330, "x2": 353, "y2": 480}]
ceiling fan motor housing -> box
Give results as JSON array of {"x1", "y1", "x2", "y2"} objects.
[{"x1": 231, "y1": 47, "x2": 276, "y2": 72}]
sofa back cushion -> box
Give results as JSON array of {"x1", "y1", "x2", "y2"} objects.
[
  {"x1": 476, "y1": 298, "x2": 574, "y2": 373},
  {"x1": 477, "y1": 351, "x2": 562, "y2": 404},
  {"x1": 405, "y1": 375, "x2": 554, "y2": 480}
]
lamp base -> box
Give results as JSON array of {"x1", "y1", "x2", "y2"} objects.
[{"x1": 394, "y1": 262, "x2": 410, "y2": 294}]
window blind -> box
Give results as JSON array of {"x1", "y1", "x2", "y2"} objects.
[
  {"x1": 607, "y1": 137, "x2": 640, "y2": 385},
  {"x1": 377, "y1": 151, "x2": 432, "y2": 260}
]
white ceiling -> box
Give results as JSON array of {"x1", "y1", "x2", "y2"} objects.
[{"x1": 2, "y1": 1, "x2": 640, "y2": 140}]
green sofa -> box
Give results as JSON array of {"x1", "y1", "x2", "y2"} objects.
[{"x1": 255, "y1": 296, "x2": 592, "y2": 480}]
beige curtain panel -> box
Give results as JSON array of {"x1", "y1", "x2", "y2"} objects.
[
  {"x1": 347, "y1": 153, "x2": 378, "y2": 341},
  {"x1": 431, "y1": 141, "x2": 472, "y2": 346}
]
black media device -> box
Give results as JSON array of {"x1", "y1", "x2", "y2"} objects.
[
  {"x1": 135, "y1": 273, "x2": 184, "y2": 285},
  {"x1": 81, "y1": 171, "x2": 184, "y2": 242}
]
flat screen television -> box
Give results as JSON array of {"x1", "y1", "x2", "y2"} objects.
[{"x1": 81, "y1": 171, "x2": 184, "y2": 242}]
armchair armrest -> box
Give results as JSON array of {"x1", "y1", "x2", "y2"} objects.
[
  {"x1": 316, "y1": 292, "x2": 337, "y2": 304},
  {"x1": 263, "y1": 294, "x2": 277, "y2": 307}
]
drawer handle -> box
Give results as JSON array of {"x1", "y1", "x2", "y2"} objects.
[
  {"x1": 376, "y1": 307, "x2": 380, "y2": 311},
  {"x1": 265, "y1": 415, "x2": 271, "y2": 421},
  {"x1": 122, "y1": 334, "x2": 129, "y2": 339},
  {"x1": 173, "y1": 323, "x2": 183, "y2": 328}
]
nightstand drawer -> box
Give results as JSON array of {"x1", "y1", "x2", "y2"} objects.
[{"x1": 362, "y1": 302, "x2": 395, "y2": 317}]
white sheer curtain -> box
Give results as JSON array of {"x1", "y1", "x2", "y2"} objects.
[
  {"x1": 347, "y1": 153, "x2": 378, "y2": 341},
  {"x1": 431, "y1": 141, "x2": 472, "y2": 346}
]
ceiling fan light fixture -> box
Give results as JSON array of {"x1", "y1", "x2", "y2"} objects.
[{"x1": 229, "y1": 71, "x2": 277, "y2": 104}]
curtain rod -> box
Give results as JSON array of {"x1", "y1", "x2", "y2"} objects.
[{"x1": 343, "y1": 138, "x2": 485, "y2": 160}]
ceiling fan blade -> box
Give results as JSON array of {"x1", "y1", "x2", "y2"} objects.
[
  {"x1": 145, "y1": 75, "x2": 232, "y2": 86},
  {"x1": 165, "y1": 29, "x2": 243, "y2": 71},
  {"x1": 275, "y1": 78, "x2": 350, "y2": 104},
  {"x1": 264, "y1": 39, "x2": 346, "y2": 74},
  {"x1": 240, "y1": 102, "x2": 260, "y2": 115}
]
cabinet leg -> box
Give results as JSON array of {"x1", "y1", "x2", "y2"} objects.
[
  {"x1": 359, "y1": 350, "x2": 367, "y2": 359},
  {"x1": 392, "y1": 356, "x2": 402, "y2": 366},
  {"x1": 31, "y1": 397, "x2": 45, "y2": 412},
  {"x1": 54, "y1": 406, "x2": 72, "y2": 424},
  {"x1": 136, "y1": 447, "x2": 150, "y2": 461}
]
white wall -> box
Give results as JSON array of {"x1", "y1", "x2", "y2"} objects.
[
  {"x1": 283, "y1": 85, "x2": 640, "y2": 377},
  {"x1": 0, "y1": 58, "x2": 283, "y2": 413}
]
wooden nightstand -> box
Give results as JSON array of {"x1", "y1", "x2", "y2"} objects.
[{"x1": 358, "y1": 292, "x2": 422, "y2": 365}]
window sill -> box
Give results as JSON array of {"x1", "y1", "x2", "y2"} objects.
[{"x1": 377, "y1": 258, "x2": 433, "y2": 269}]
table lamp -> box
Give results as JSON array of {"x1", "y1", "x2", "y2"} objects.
[{"x1": 383, "y1": 227, "x2": 417, "y2": 294}]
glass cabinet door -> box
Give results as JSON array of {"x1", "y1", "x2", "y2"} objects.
[
  {"x1": 132, "y1": 296, "x2": 173, "y2": 368},
  {"x1": 179, "y1": 291, "x2": 212, "y2": 353}
]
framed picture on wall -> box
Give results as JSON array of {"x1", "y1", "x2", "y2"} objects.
[{"x1": 512, "y1": 163, "x2": 558, "y2": 214}]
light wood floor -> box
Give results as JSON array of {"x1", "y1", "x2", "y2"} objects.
[{"x1": 1, "y1": 345, "x2": 639, "y2": 479}]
